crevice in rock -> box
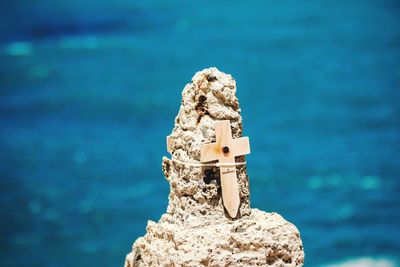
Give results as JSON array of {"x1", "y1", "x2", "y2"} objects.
[
  {"x1": 203, "y1": 168, "x2": 219, "y2": 185},
  {"x1": 200, "y1": 258, "x2": 209, "y2": 266},
  {"x1": 195, "y1": 95, "x2": 210, "y2": 123},
  {"x1": 206, "y1": 74, "x2": 217, "y2": 82},
  {"x1": 162, "y1": 159, "x2": 171, "y2": 178}
]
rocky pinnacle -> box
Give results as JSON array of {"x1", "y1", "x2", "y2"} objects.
[{"x1": 125, "y1": 68, "x2": 304, "y2": 267}]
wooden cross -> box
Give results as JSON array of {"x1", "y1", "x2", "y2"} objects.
[{"x1": 200, "y1": 120, "x2": 250, "y2": 218}]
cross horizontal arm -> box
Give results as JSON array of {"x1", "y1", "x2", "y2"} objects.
[
  {"x1": 200, "y1": 143, "x2": 220, "y2": 162},
  {"x1": 232, "y1": 137, "x2": 251, "y2": 156}
]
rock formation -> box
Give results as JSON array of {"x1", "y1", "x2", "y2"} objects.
[{"x1": 125, "y1": 68, "x2": 304, "y2": 266}]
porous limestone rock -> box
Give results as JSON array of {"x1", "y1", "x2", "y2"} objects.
[{"x1": 125, "y1": 68, "x2": 304, "y2": 266}]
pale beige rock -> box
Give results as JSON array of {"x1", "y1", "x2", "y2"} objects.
[{"x1": 125, "y1": 68, "x2": 304, "y2": 267}]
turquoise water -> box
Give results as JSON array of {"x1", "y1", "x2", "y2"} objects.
[{"x1": 1, "y1": 1, "x2": 399, "y2": 266}]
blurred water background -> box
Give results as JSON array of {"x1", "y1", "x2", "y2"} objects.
[{"x1": 1, "y1": 0, "x2": 399, "y2": 266}]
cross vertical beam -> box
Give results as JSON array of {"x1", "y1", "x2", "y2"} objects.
[{"x1": 200, "y1": 120, "x2": 250, "y2": 218}]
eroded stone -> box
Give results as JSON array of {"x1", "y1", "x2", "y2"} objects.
[{"x1": 125, "y1": 67, "x2": 304, "y2": 267}]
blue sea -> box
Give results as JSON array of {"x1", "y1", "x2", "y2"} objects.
[{"x1": 0, "y1": 1, "x2": 399, "y2": 266}]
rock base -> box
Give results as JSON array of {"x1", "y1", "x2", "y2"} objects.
[{"x1": 125, "y1": 209, "x2": 303, "y2": 267}]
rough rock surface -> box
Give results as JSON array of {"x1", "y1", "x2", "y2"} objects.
[{"x1": 125, "y1": 68, "x2": 304, "y2": 266}]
